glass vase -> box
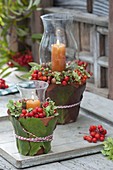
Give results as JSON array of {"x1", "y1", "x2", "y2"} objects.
[{"x1": 39, "y1": 13, "x2": 78, "y2": 72}]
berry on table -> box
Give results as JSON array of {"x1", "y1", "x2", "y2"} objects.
[{"x1": 83, "y1": 124, "x2": 107, "y2": 143}]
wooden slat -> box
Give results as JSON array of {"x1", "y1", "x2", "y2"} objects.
[
  {"x1": 97, "y1": 56, "x2": 108, "y2": 68},
  {"x1": 79, "y1": 51, "x2": 93, "y2": 63},
  {"x1": 80, "y1": 23, "x2": 91, "y2": 51},
  {"x1": 44, "y1": 7, "x2": 108, "y2": 27},
  {"x1": 97, "y1": 26, "x2": 108, "y2": 35}
]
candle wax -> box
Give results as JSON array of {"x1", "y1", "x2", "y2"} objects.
[
  {"x1": 26, "y1": 99, "x2": 41, "y2": 109},
  {"x1": 51, "y1": 43, "x2": 66, "y2": 72}
]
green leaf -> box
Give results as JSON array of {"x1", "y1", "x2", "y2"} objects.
[
  {"x1": 28, "y1": 62, "x2": 40, "y2": 67},
  {"x1": 101, "y1": 137, "x2": 113, "y2": 160},
  {"x1": 17, "y1": 72, "x2": 31, "y2": 80},
  {"x1": 10, "y1": 116, "x2": 30, "y2": 155},
  {"x1": 31, "y1": 33, "x2": 42, "y2": 41},
  {"x1": 33, "y1": 0, "x2": 40, "y2": 6},
  {"x1": 26, "y1": 0, "x2": 33, "y2": 11}
]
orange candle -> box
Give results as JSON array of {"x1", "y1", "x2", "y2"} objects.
[
  {"x1": 26, "y1": 99, "x2": 41, "y2": 109},
  {"x1": 51, "y1": 40, "x2": 66, "y2": 72}
]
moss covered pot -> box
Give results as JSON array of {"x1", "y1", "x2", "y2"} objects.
[
  {"x1": 46, "y1": 83, "x2": 86, "y2": 124},
  {"x1": 9, "y1": 115, "x2": 58, "y2": 156}
]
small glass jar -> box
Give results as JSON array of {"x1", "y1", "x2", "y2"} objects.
[
  {"x1": 16, "y1": 80, "x2": 48, "y2": 103},
  {"x1": 39, "y1": 13, "x2": 78, "y2": 72}
]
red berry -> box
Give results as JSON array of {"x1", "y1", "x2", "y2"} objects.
[
  {"x1": 99, "y1": 136, "x2": 105, "y2": 141},
  {"x1": 64, "y1": 76, "x2": 70, "y2": 82},
  {"x1": 62, "y1": 80, "x2": 67, "y2": 86},
  {"x1": 83, "y1": 136, "x2": 88, "y2": 140},
  {"x1": 90, "y1": 131, "x2": 96, "y2": 137},
  {"x1": 22, "y1": 109, "x2": 27, "y2": 115},
  {"x1": 20, "y1": 113, "x2": 24, "y2": 118},
  {"x1": 95, "y1": 133, "x2": 100, "y2": 140},
  {"x1": 35, "y1": 114, "x2": 39, "y2": 118},
  {"x1": 92, "y1": 138, "x2": 97, "y2": 143},
  {"x1": 98, "y1": 125, "x2": 103, "y2": 130},
  {"x1": 87, "y1": 136, "x2": 92, "y2": 143},
  {"x1": 89, "y1": 125, "x2": 97, "y2": 132},
  {"x1": 38, "y1": 108, "x2": 43, "y2": 113},
  {"x1": 29, "y1": 111, "x2": 34, "y2": 117},
  {"x1": 99, "y1": 128, "x2": 104, "y2": 133},
  {"x1": 38, "y1": 113, "x2": 45, "y2": 118},
  {"x1": 102, "y1": 129, "x2": 107, "y2": 135}
]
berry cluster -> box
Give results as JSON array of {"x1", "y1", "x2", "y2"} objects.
[
  {"x1": 0, "y1": 78, "x2": 9, "y2": 89},
  {"x1": 19, "y1": 101, "x2": 57, "y2": 119},
  {"x1": 20, "y1": 107, "x2": 46, "y2": 118},
  {"x1": 11, "y1": 50, "x2": 33, "y2": 66},
  {"x1": 30, "y1": 60, "x2": 92, "y2": 86},
  {"x1": 83, "y1": 125, "x2": 107, "y2": 143}
]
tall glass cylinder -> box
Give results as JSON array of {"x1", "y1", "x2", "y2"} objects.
[{"x1": 39, "y1": 13, "x2": 78, "y2": 72}]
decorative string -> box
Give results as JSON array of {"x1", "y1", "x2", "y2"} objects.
[
  {"x1": 15, "y1": 125, "x2": 53, "y2": 142},
  {"x1": 56, "y1": 101, "x2": 81, "y2": 109},
  {"x1": 15, "y1": 134, "x2": 53, "y2": 142}
]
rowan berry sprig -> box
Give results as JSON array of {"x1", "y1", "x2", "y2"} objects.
[
  {"x1": 29, "y1": 60, "x2": 92, "y2": 86},
  {"x1": 83, "y1": 125, "x2": 107, "y2": 143},
  {"x1": 7, "y1": 99, "x2": 58, "y2": 118}
]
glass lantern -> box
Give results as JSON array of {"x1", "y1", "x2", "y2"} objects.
[{"x1": 39, "y1": 13, "x2": 78, "y2": 72}]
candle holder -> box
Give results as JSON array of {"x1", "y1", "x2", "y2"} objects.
[
  {"x1": 16, "y1": 81, "x2": 49, "y2": 102},
  {"x1": 39, "y1": 13, "x2": 78, "y2": 71}
]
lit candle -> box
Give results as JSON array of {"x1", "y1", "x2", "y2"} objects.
[
  {"x1": 51, "y1": 40, "x2": 66, "y2": 72},
  {"x1": 26, "y1": 99, "x2": 41, "y2": 109}
]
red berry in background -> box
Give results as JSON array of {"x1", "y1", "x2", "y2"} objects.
[
  {"x1": 7, "y1": 61, "x2": 14, "y2": 67},
  {"x1": 0, "y1": 78, "x2": 9, "y2": 89}
]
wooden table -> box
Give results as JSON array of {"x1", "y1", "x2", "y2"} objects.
[{"x1": 0, "y1": 72, "x2": 113, "y2": 170}]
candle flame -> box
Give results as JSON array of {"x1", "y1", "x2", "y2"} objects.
[{"x1": 56, "y1": 39, "x2": 60, "y2": 45}]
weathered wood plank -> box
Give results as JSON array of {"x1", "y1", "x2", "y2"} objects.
[
  {"x1": 54, "y1": 0, "x2": 109, "y2": 16},
  {"x1": 54, "y1": 0, "x2": 87, "y2": 12},
  {"x1": 93, "y1": 0, "x2": 109, "y2": 16},
  {"x1": 80, "y1": 23, "x2": 91, "y2": 51},
  {"x1": 61, "y1": 153, "x2": 113, "y2": 170}
]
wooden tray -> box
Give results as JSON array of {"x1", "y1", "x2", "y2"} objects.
[{"x1": 0, "y1": 109, "x2": 113, "y2": 169}]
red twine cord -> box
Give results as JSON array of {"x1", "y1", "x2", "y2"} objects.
[
  {"x1": 56, "y1": 101, "x2": 81, "y2": 109},
  {"x1": 15, "y1": 126, "x2": 53, "y2": 142},
  {"x1": 15, "y1": 134, "x2": 53, "y2": 142}
]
